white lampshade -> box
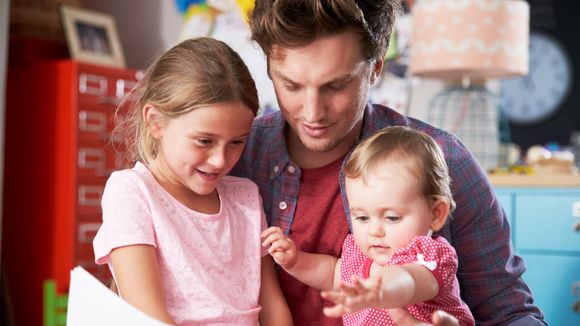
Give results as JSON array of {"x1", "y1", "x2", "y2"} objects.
[{"x1": 410, "y1": 0, "x2": 530, "y2": 81}]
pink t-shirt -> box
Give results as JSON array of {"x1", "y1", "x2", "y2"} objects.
[
  {"x1": 93, "y1": 162, "x2": 267, "y2": 325},
  {"x1": 340, "y1": 235, "x2": 474, "y2": 326}
]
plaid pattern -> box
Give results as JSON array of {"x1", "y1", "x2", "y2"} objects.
[{"x1": 231, "y1": 103, "x2": 545, "y2": 325}]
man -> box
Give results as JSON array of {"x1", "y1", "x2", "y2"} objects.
[{"x1": 231, "y1": 1, "x2": 545, "y2": 325}]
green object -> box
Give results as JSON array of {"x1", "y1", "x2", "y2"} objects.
[
  {"x1": 384, "y1": 31, "x2": 398, "y2": 62},
  {"x1": 43, "y1": 279, "x2": 68, "y2": 326}
]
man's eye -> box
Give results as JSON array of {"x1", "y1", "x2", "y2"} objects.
[
  {"x1": 284, "y1": 84, "x2": 300, "y2": 92},
  {"x1": 327, "y1": 83, "x2": 346, "y2": 91}
]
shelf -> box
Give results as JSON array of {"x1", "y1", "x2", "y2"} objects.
[{"x1": 488, "y1": 174, "x2": 580, "y2": 187}]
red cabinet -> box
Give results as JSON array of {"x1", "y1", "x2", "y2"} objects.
[{"x1": 2, "y1": 60, "x2": 137, "y2": 325}]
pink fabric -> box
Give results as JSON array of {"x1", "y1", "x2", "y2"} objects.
[
  {"x1": 94, "y1": 162, "x2": 267, "y2": 325},
  {"x1": 340, "y1": 235, "x2": 474, "y2": 326}
]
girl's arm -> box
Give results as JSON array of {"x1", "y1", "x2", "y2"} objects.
[
  {"x1": 258, "y1": 256, "x2": 293, "y2": 325},
  {"x1": 110, "y1": 244, "x2": 175, "y2": 325},
  {"x1": 261, "y1": 227, "x2": 338, "y2": 291},
  {"x1": 322, "y1": 263, "x2": 439, "y2": 316}
]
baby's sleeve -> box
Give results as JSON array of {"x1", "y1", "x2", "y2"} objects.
[
  {"x1": 390, "y1": 236, "x2": 458, "y2": 297},
  {"x1": 93, "y1": 172, "x2": 156, "y2": 265}
]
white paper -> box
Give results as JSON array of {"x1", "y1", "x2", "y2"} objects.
[{"x1": 66, "y1": 266, "x2": 171, "y2": 326}]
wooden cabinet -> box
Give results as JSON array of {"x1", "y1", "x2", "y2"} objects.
[
  {"x1": 492, "y1": 175, "x2": 580, "y2": 325},
  {"x1": 2, "y1": 60, "x2": 137, "y2": 326}
]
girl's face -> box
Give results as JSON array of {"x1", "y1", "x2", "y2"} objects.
[
  {"x1": 345, "y1": 159, "x2": 436, "y2": 266},
  {"x1": 146, "y1": 102, "x2": 254, "y2": 204}
]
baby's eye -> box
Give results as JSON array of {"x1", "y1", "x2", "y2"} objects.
[
  {"x1": 354, "y1": 215, "x2": 369, "y2": 222},
  {"x1": 385, "y1": 216, "x2": 400, "y2": 222}
]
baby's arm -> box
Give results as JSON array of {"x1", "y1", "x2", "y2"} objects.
[
  {"x1": 261, "y1": 226, "x2": 339, "y2": 291},
  {"x1": 321, "y1": 263, "x2": 439, "y2": 316},
  {"x1": 110, "y1": 244, "x2": 175, "y2": 325}
]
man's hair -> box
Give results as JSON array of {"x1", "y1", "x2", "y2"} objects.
[
  {"x1": 344, "y1": 126, "x2": 456, "y2": 214},
  {"x1": 249, "y1": 0, "x2": 400, "y2": 60}
]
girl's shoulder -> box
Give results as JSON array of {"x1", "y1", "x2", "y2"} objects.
[
  {"x1": 105, "y1": 162, "x2": 158, "y2": 195},
  {"x1": 219, "y1": 175, "x2": 260, "y2": 193}
]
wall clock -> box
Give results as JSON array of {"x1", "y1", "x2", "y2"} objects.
[{"x1": 500, "y1": 31, "x2": 573, "y2": 126}]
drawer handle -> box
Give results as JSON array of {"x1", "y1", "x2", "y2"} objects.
[
  {"x1": 574, "y1": 221, "x2": 580, "y2": 232},
  {"x1": 573, "y1": 301, "x2": 580, "y2": 313}
]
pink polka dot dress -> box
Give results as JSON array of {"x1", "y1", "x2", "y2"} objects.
[{"x1": 339, "y1": 235, "x2": 475, "y2": 326}]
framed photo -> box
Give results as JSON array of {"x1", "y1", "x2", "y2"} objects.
[{"x1": 60, "y1": 5, "x2": 126, "y2": 68}]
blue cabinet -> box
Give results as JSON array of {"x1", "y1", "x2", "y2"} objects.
[{"x1": 494, "y1": 186, "x2": 580, "y2": 325}]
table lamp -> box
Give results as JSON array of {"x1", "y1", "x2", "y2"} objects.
[{"x1": 409, "y1": 0, "x2": 529, "y2": 171}]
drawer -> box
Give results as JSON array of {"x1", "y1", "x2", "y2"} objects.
[
  {"x1": 77, "y1": 67, "x2": 137, "y2": 107},
  {"x1": 495, "y1": 190, "x2": 513, "y2": 222},
  {"x1": 520, "y1": 253, "x2": 580, "y2": 326},
  {"x1": 514, "y1": 194, "x2": 580, "y2": 252}
]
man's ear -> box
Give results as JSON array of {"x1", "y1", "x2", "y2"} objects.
[
  {"x1": 429, "y1": 198, "x2": 450, "y2": 232},
  {"x1": 143, "y1": 104, "x2": 163, "y2": 139},
  {"x1": 370, "y1": 57, "x2": 384, "y2": 85}
]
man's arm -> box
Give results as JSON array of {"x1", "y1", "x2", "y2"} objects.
[{"x1": 446, "y1": 137, "x2": 545, "y2": 325}]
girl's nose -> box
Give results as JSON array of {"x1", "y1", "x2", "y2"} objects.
[{"x1": 208, "y1": 147, "x2": 227, "y2": 168}]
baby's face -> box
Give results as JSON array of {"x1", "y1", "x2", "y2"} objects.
[{"x1": 345, "y1": 161, "x2": 434, "y2": 265}]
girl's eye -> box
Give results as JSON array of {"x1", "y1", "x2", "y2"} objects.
[
  {"x1": 196, "y1": 138, "x2": 212, "y2": 146},
  {"x1": 231, "y1": 139, "x2": 246, "y2": 146}
]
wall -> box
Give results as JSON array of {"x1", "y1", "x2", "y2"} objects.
[{"x1": 83, "y1": 0, "x2": 183, "y2": 69}]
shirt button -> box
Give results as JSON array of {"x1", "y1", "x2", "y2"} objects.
[
  {"x1": 273, "y1": 166, "x2": 279, "y2": 173},
  {"x1": 279, "y1": 201, "x2": 288, "y2": 211},
  {"x1": 287, "y1": 165, "x2": 296, "y2": 174}
]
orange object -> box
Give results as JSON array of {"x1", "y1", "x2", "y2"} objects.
[{"x1": 2, "y1": 60, "x2": 137, "y2": 325}]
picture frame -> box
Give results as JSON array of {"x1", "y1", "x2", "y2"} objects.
[{"x1": 60, "y1": 5, "x2": 126, "y2": 68}]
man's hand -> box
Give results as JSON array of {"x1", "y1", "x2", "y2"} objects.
[{"x1": 261, "y1": 227, "x2": 298, "y2": 269}]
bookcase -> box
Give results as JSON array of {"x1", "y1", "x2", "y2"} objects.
[{"x1": 2, "y1": 60, "x2": 137, "y2": 326}]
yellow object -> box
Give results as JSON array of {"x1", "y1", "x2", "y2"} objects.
[{"x1": 235, "y1": 0, "x2": 254, "y2": 22}]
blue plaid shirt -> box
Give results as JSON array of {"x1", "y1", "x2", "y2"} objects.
[{"x1": 231, "y1": 103, "x2": 544, "y2": 325}]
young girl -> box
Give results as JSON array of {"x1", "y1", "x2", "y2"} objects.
[
  {"x1": 93, "y1": 38, "x2": 292, "y2": 325},
  {"x1": 262, "y1": 126, "x2": 474, "y2": 325}
]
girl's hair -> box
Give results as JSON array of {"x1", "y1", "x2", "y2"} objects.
[
  {"x1": 249, "y1": 0, "x2": 400, "y2": 61},
  {"x1": 344, "y1": 126, "x2": 456, "y2": 213},
  {"x1": 114, "y1": 37, "x2": 259, "y2": 164}
]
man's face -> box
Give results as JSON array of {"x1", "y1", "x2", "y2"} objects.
[{"x1": 269, "y1": 30, "x2": 382, "y2": 157}]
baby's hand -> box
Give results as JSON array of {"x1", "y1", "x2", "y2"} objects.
[
  {"x1": 321, "y1": 275, "x2": 383, "y2": 317},
  {"x1": 261, "y1": 227, "x2": 298, "y2": 269}
]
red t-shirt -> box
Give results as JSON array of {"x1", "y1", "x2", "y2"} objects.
[{"x1": 278, "y1": 156, "x2": 350, "y2": 326}]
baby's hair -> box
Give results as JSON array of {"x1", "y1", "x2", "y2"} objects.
[
  {"x1": 113, "y1": 37, "x2": 259, "y2": 164},
  {"x1": 344, "y1": 126, "x2": 456, "y2": 213}
]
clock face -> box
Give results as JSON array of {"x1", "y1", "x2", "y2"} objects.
[{"x1": 500, "y1": 32, "x2": 572, "y2": 125}]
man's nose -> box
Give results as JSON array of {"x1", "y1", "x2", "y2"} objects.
[{"x1": 303, "y1": 89, "x2": 324, "y2": 122}]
